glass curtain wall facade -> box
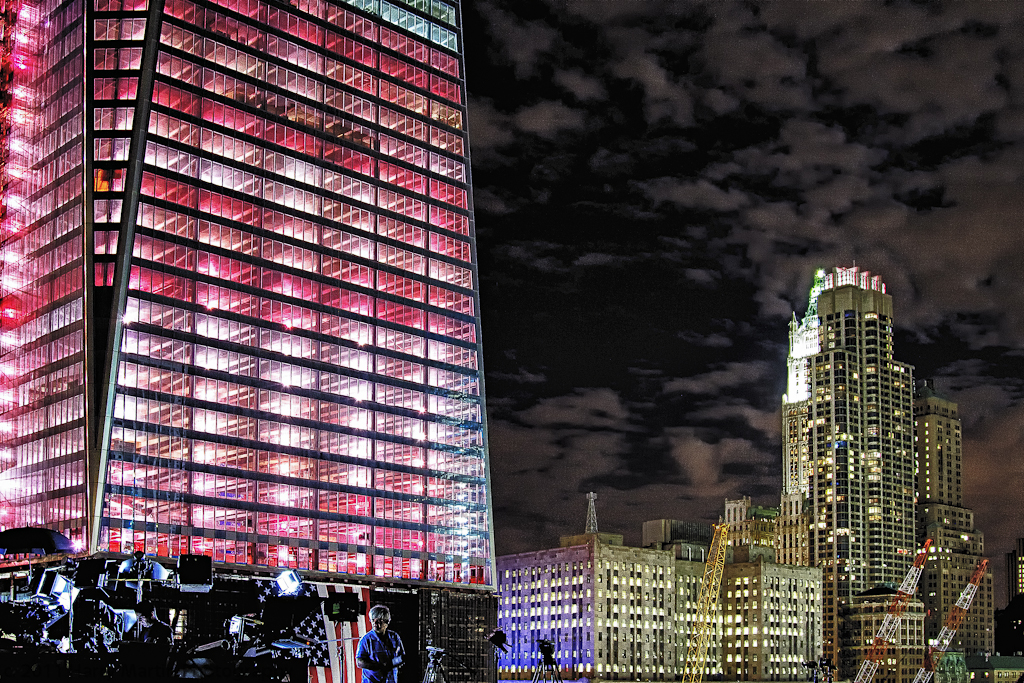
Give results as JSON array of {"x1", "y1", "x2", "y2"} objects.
[
  {"x1": 1, "y1": 0, "x2": 493, "y2": 589},
  {"x1": 0, "y1": 0, "x2": 89, "y2": 546},
  {"x1": 781, "y1": 266, "x2": 915, "y2": 669}
]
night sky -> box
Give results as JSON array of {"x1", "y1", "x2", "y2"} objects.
[{"x1": 461, "y1": 1, "x2": 1024, "y2": 606}]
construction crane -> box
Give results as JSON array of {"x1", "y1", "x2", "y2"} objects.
[
  {"x1": 683, "y1": 522, "x2": 729, "y2": 683},
  {"x1": 852, "y1": 539, "x2": 933, "y2": 683},
  {"x1": 911, "y1": 558, "x2": 989, "y2": 683}
]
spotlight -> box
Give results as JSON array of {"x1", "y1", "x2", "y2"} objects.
[
  {"x1": 117, "y1": 550, "x2": 170, "y2": 591},
  {"x1": 486, "y1": 627, "x2": 509, "y2": 653},
  {"x1": 324, "y1": 592, "x2": 364, "y2": 622},
  {"x1": 275, "y1": 570, "x2": 302, "y2": 596},
  {"x1": 103, "y1": 606, "x2": 139, "y2": 635}
]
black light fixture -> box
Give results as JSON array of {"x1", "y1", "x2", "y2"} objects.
[
  {"x1": 486, "y1": 627, "x2": 509, "y2": 653},
  {"x1": 73, "y1": 558, "x2": 110, "y2": 589},
  {"x1": 324, "y1": 592, "x2": 364, "y2": 622},
  {"x1": 177, "y1": 554, "x2": 213, "y2": 593}
]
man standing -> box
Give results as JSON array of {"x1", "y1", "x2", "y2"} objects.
[{"x1": 356, "y1": 605, "x2": 405, "y2": 683}]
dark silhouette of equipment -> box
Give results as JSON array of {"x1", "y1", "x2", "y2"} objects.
[
  {"x1": 531, "y1": 638, "x2": 562, "y2": 683},
  {"x1": 177, "y1": 554, "x2": 213, "y2": 593},
  {"x1": 486, "y1": 628, "x2": 508, "y2": 653},
  {"x1": 324, "y1": 592, "x2": 364, "y2": 622}
]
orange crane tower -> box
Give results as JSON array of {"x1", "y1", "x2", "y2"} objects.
[
  {"x1": 682, "y1": 522, "x2": 729, "y2": 683},
  {"x1": 852, "y1": 539, "x2": 933, "y2": 683},
  {"x1": 910, "y1": 558, "x2": 989, "y2": 683}
]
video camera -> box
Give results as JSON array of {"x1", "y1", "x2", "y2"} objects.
[{"x1": 537, "y1": 638, "x2": 557, "y2": 666}]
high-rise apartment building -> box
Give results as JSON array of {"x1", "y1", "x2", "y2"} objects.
[
  {"x1": 0, "y1": 0, "x2": 493, "y2": 591},
  {"x1": 781, "y1": 266, "x2": 916, "y2": 666},
  {"x1": 1007, "y1": 539, "x2": 1024, "y2": 604},
  {"x1": 914, "y1": 382, "x2": 993, "y2": 654}
]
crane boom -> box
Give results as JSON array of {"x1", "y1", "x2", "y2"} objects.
[
  {"x1": 683, "y1": 522, "x2": 729, "y2": 683},
  {"x1": 910, "y1": 558, "x2": 989, "y2": 683},
  {"x1": 852, "y1": 539, "x2": 933, "y2": 683}
]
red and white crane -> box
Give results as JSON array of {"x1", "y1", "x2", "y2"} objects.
[
  {"x1": 852, "y1": 539, "x2": 933, "y2": 683},
  {"x1": 911, "y1": 558, "x2": 989, "y2": 683}
]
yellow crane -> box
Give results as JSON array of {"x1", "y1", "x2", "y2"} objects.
[{"x1": 683, "y1": 522, "x2": 729, "y2": 683}]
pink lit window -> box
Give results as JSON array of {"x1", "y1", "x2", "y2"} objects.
[
  {"x1": 376, "y1": 299, "x2": 424, "y2": 330},
  {"x1": 321, "y1": 287, "x2": 373, "y2": 317},
  {"x1": 324, "y1": 142, "x2": 374, "y2": 175},
  {"x1": 429, "y1": 206, "x2": 469, "y2": 236},
  {"x1": 325, "y1": 30, "x2": 376, "y2": 67},
  {"x1": 378, "y1": 189, "x2": 426, "y2": 222},
  {"x1": 376, "y1": 271, "x2": 425, "y2": 302},
  {"x1": 429, "y1": 73, "x2": 461, "y2": 105},
  {"x1": 428, "y1": 178, "x2": 466, "y2": 208},
  {"x1": 428, "y1": 312, "x2": 476, "y2": 343},
  {"x1": 428, "y1": 232, "x2": 471, "y2": 262},
  {"x1": 378, "y1": 244, "x2": 425, "y2": 275},
  {"x1": 378, "y1": 217, "x2": 425, "y2": 248},
  {"x1": 428, "y1": 259, "x2": 472, "y2": 288},
  {"x1": 428, "y1": 286, "x2": 474, "y2": 316},
  {"x1": 379, "y1": 80, "x2": 427, "y2": 116},
  {"x1": 379, "y1": 53, "x2": 428, "y2": 89},
  {"x1": 379, "y1": 161, "x2": 426, "y2": 195},
  {"x1": 95, "y1": 263, "x2": 116, "y2": 286}
]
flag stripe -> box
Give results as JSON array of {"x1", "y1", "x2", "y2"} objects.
[{"x1": 305, "y1": 581, "x2": 372, "y2": 683}]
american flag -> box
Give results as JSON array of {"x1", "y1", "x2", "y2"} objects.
[
  {"x1": 307, "y1": 582, "x2": 372, "y2": 683},
  {"x1": 254, "y1": 579, "x2": 371, "y2": 683}
]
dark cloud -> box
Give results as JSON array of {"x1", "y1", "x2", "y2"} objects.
[{"x1": 465, "y1": 0, "x2": 1024, "y2": 604}]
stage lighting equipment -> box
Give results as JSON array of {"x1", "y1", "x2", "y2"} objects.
[
  {"x1": 117, "y1": 551, "x2": 170, "y2": 592},
  {"x1": 104, "y1": 607, "x2": 139, "y2": 635},
  {"x1": 275, "y1": 569, "x2": 302, "y2": 596},
  {"x1": 73, "y1": 558, "x2": 109, "y2": 589},
  {"x1": 486, "y1": 627, "x2": 509, "y2": 653},
  {"x1": 177, "y1": 554, "x2": 213, "y2": 593},
  {"x1": 34, "y1": 566, "x2": 76, "y2": 610},
  {"x1": 324, "y1": 592, "x2": 363, "y2": 622}
]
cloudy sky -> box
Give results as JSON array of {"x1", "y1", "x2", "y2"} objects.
[{"x1": 460, "y1": 0, "x2": 1024, "y2": 605}]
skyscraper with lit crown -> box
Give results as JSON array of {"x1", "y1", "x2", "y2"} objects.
[
  {"x1": 0, "y1": 0, "x2": 493, "y2": 593},
  {"x1": 780, "y1": 266, "x2": 916, "y2": 670}
]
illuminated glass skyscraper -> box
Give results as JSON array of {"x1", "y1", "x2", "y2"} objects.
[
  {"x1": 0, "y1": 0, "x2": 493, "y2": 589},
  {"x1": 780, "y1": 266, "x2": 915, "y2": 670}
]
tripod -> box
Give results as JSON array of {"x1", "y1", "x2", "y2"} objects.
[
  {"x1": 531, "y1": 652, "x2": 563, "y2": 683},
  {"x1": 422, "y1": 646, "x2": 451, "y2": 683}
]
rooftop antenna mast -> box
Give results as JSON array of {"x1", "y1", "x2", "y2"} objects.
[{"x1": 585, "y1": 492, "x2": 598, "y2": 534}]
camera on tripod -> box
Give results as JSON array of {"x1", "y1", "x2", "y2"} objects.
[
  {"x1": 537, "y1": 639, "x2": 557, "y2": 666},
  {"x1": 531, "y1": 638, "x2": 561, "y2": 683}
]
